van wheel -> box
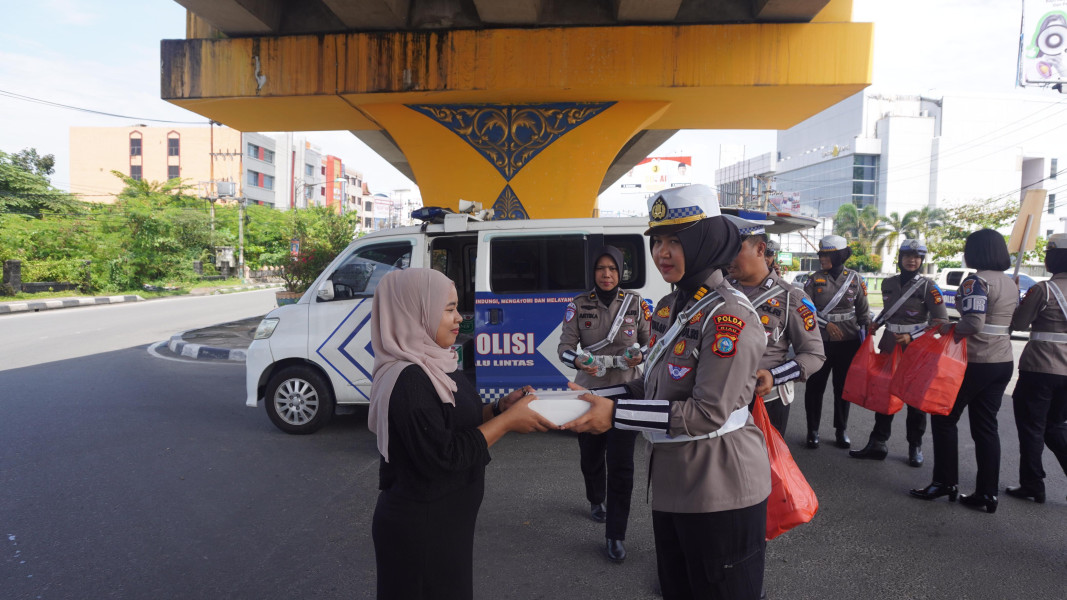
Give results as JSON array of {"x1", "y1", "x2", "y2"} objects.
[{"x1": 265, "y1": 367, "x2": 335, "y2": 434}]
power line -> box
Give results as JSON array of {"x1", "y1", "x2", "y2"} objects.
[{"x1": 0, "y1": 89, "x2": 208, "y2": 125}]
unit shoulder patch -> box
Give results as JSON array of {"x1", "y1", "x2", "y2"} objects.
[
  {"x1": 929, "y1": 286, "x2": 944, "y2": 305},
  {"x1": 712, "y1": 314, "x2": 744, "y2": 358},
  {"x1": 796, "y1": 303, "x2": 816, "y2": 331},
  {"x1": 564, "y1": 302, "x2": 576, "y2": 323}
]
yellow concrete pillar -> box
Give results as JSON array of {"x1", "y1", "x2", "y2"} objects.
[{"x1": 362, "y1": 101, "x2": 669, "y2": 218}]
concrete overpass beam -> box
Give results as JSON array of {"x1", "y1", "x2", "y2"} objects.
[
  {"x1": 472, "y1": 0, "x2": 543, "y2": 25},
  {"x1": 173, "y1": 0, "x2": 282, "y2": 34},
  {"x1": 754, "y1": 0, "x2": 832, "y2": 22},
  {"x1": 322, "y1": 0, "x2": 410, "y2": 29},
  {"x1": 612, "y1": 0, "x2": 682, "y2": 23}
]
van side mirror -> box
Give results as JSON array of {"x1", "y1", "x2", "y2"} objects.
[{"x1": 317, "y1": 279, "x2": 335, "y2": 301}]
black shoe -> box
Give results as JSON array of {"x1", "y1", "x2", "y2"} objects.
[
  {"x1": 908, "y1": 444, "x2": 924, "y2": 468},
  {"x1": 806, "y1": 430, "x2": 820, "y2": 449},
  {"x1": 849, "y1": 437, "x2": 887, "y2": 460},
  {"x1": 605, "y1": 538, "x2": 626, "y2": 563},
  {"x1": 959, "y1": 492, "x2": 998, "y2": 514},
  {"x1": 909, "y1": 482, "x2": 959, "y2": 502},
  {"x1": 590, "y1": 502, "x2": 607, "y2": 523},
  {"x1": 834, "y1": 429, "x2": 851, "y2": 449},
  {"x1": 1005, "y1": 485, "x2": 1045, "y2": 504}
]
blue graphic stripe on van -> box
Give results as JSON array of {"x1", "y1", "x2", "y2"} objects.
[
  {"x1": 316, "y1": 299, "x2": 373, "y2": 400},
  {"x1": 337, "y1": 312, "x2": 375, "y2": 381}
]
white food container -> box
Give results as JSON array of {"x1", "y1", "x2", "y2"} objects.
[{"x1": 527, "y1": 390, "x2": 592, "y2": 426}]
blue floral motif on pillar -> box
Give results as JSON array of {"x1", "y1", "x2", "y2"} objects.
[{"x1": 407, "y1": 102, "x2": 614, "y2": 219}]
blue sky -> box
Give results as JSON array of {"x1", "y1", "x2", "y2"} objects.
[{"x1": 0, "y1": 0, "x2": 1035, "y2": 201}]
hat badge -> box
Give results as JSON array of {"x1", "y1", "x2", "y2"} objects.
[{"x1": 650, "y1": 197, "x2": 668, "y2": 222}]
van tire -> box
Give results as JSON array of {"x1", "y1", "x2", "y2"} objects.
[{"x1": 265, "y1": 366, "x2": 335, "y2": 434}]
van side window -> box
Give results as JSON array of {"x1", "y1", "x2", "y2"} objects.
[
  {"x1": 430, "y1": 234, "x2": 476, "y2": 313},
  {"x1": 490, "y1": 235, "x2": 586, "y2": 293},
  {"x1": 604, "y1": 234, "x2": 646, "y2": 289},
  {"x1": 324, "y1": 242, "x2": 412, "y2": 301},
  {"x1": 946, "y1": 271, "x2": 964, "y2": 286}
]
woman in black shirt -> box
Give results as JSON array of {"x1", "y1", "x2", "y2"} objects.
[{"x1": 368, "y1": 268, "x2": 552, "y2": 600}]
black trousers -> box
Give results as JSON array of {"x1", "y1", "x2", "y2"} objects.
[
  {"x1": 578, "y1": 428, "x2": 638, "y2": 540},
  {"x1": 871, "y1": 405, "x2": 927, "y2": 445},
  {"x1": 1012, "y1": 370, "x2": 1067, "y2": 493},
  {"x1": 652, "y1": 500, "x2": 767, "y2": 600},
  {"x1": 748, "y1": 397, "x2": 790, "y2": 437},
  {"x1": 930, "y1": 361, "x2": 1013, "y2": 496},
  {"x1": 804, "y1": 339, "x2": 861, "y2": 433}
]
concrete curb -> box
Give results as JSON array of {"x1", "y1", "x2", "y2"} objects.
[
  {"x1": 167, "y1": 333, "x2": 248, "y2": 362},
  {"x1": 0, "y1": 295, "x2": 144, "y2": 314},
  {"x1": 213, "y1": 284, "x2": 284, "y2": 295}
]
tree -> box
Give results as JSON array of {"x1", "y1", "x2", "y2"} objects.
[
  {"x1": 873, "y1": 211, "x2": 906, "y2": 256},
  {"x1": 926, "y1": 199, "x2": 1017, "y2": 262},
  {"x1": 0, "y1": 150, "x2": 79, "y2": 217},
  {"x1": 10, "y1": 148, "x2": 56, "y2": 179},
  {"x1": 844, "y1": 240, "x2": 882, "y2": 272},
  {"x1": 833, "y1": 203, "x2": 882, "y2": 254}
]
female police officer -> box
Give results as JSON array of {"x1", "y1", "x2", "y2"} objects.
[
  {"x1": 1005, "y1": 233, "x2": 1067, "y2": 504},
  {"x1": 851, "y1": 239, "x2": 948, "y2": 466},
  {"x1": 910, "y1": 229, "x2": 1017, "y2": 514},
  {"x1": 563, "y1": 184, "x2": 771, "y2": 600},
  {"x1": 803, "y1": 235, "x2": 871, "y2": 450},
  {"x1": 557, "y1": 245, "x2": 649, "y2": 563}
]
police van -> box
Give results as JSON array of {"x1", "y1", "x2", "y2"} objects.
[{"x1": 246, "y1": 207, "x2": 817, "y2": 433}]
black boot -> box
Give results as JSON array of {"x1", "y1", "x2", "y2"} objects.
[
  {"x1": 849, "y1": 437, "x2": 887, "y2": 460},
  {"x1": 908, "y1": 444, "x2": 924, "y2": 467},
  {"x1": 590, "y1": 502, "x2": 606, "y2": 523},
  {"x1": 834, "y1": 429, "x2": 851, "y2": 449},
  {"x1": 806, "y1": 430, "x2": 820, "y2": 449},
  {"x1": 605, "y1": 538, "x2": 626, "y2": 563}
]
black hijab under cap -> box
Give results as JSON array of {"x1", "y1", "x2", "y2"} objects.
[
  {"x1": 674, "y1": 216, "x2": 742, "y2": 295},
  {"x1": 821, "y1": 248, "x2": 852, "y2": 279},
  {"x1": 898, "y1": 251, "x2": 923, "y2": 284},
  {"x1": 963, "y1": 229, "x2": 1011, "y2": 271},
  {"x1": 1046, "y1": 248, "x2": 1067, "y2": 274},
  {"x1": 592, "y1": 245, "x2": 624, "y2": 306}
]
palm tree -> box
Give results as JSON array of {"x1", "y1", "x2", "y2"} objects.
[
  {"x1": 833, "y1": 203, "x2": 882, "y2": 254},
  {"x1": 873, "y1": 211, "x2": 906, "y2": 256},
  {"x1": 902, "y1": 206, "x2": 945, "y2": 243}
]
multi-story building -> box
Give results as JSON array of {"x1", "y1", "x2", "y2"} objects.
[
  {"x1": 70, "y1": 127, "x2": 377, "y2": 218},
  {"x1": 716, "y1": 90, "x2": 1067, "y2": 263}
]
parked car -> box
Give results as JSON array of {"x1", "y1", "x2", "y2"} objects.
[{"x1": 936, "y1": 267, "x2": 1047, "y2": 318}]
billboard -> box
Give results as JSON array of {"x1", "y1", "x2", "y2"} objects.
[
  {"x1": 1020, "y1": 1, "x2": 1067, "y2": 87},
  {"x1": 767, "y1": 191, "x2": 801, "y2": 213}
]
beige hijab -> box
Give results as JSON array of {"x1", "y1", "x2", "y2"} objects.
[{"x1": 368, "y1": 268, "x2": 459, "y2": 462}]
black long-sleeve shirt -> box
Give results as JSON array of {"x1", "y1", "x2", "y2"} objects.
[{"x1": 378, "y1": 365, "x2": 490, "y2": 502}]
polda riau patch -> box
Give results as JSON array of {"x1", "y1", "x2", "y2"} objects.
[{"x1": 713, "y1": 314, "x2": 744, "y2": 357}]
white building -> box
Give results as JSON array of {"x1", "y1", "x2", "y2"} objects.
[{"x1": 717, "y1": 90, "x2": 1067, "y2": 264}]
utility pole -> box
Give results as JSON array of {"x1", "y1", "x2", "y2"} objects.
[{"x1": 238, "y1": 197, "x2": 246, "y2": 281}]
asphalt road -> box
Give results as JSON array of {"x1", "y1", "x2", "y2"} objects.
[{"x1": 2, "y1": 298, "x2": 1065, "y2": 600}]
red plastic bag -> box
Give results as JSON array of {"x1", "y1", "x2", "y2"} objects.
[
  {"x1": 890, "y1": 326, "x2": 968, "y2": 416},
  {"x1": 753, "y1": 397, "x2": 818, "y2": 540},
  {"x1": 842, "y1": 336, "x2": 904, "y2": 415}
]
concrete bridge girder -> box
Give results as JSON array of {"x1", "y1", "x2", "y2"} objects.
[{"x1": 162, "y1": 18, "x2": 872, "y2": 217}]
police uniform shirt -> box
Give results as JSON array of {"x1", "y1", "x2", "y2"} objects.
[
  {"x1": 956, "y1": 270, "x2": 1018, "y2": 363},
  {"x1": 803, "y1": 267, "x2": 871, "y2": 342},
  {"x1": 610, "y1": 270, "x2": 772, "y2": 513},
  {"x1": 728, "y1": 271, "x2": 826, "y2": 386},
  {"x1": 1011, "y1": 272, "x2": 1067, "y2": 375},
  {"x1": 878, "y1": 274, "x2": 949, "y2": 353},
  {"x1": 557, "y1": 288, "x2": 651, "y2": 388}
]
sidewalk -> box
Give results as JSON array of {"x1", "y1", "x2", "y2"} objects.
[
  {"x1": 0, "y1": 294, "x2": 143, "y2": 314},
  {"x1": 167, "y1": 316, "x2": 262, "y2": 361}
]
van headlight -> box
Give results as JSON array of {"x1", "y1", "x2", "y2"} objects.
[{"x1": 254, "y1": 318, "x2": 280, "y2": 340}]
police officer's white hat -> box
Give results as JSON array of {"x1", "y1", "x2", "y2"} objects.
[
  {"x1": 898, "y1": 238, "x2": 928, "y2": 255},
  {"x1": 724, "y1": 214, "x2": 772, "y2": 236},
  {"x1": 645, "y1": 184, "x2": 720, "y2": 234},
  {"x1": 1048, "y1": 233, "x2": 1067, "y2": 249},
  {"x1": 818, "y1": 235, "x2": 849, "y2": 252}
]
